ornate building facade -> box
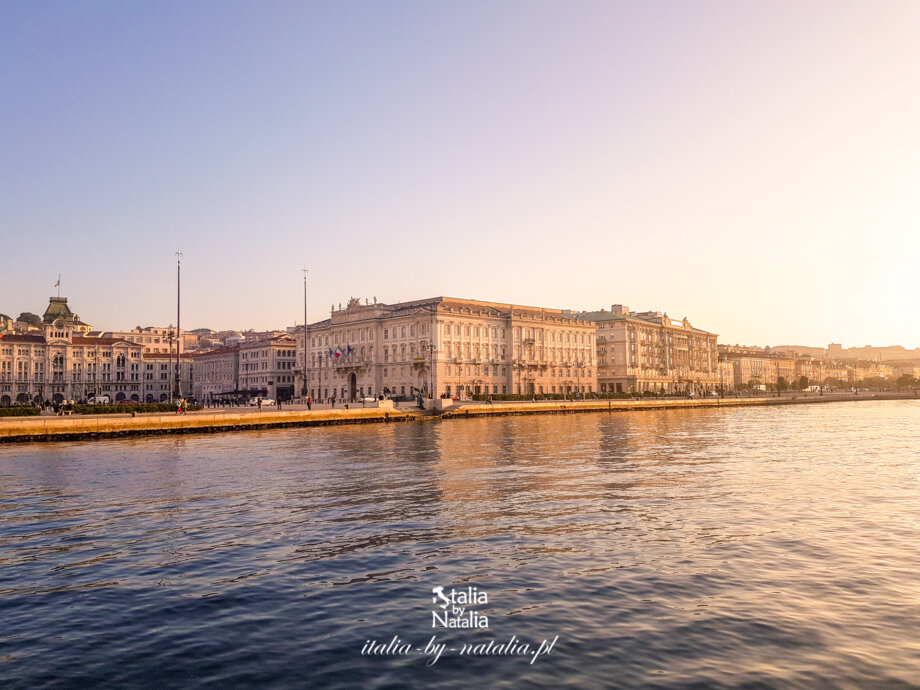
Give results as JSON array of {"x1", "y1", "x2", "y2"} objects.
[
  {"x1": 298, "y1": 297, "x2": 597, "y2": 401},
  {"x1": 142, "y1": 352, "x2": 194, "y2": 402},
  {"x1": 191, "y1": 346, "x2": 240, "y2": 402},
  {"x1": 0, "y1": 297, "x2": 143, "y2": 404},
  {"x1": 92, "y1": 326, "x2": 184, "y2": 355},
  {"x1": 578, "y1": 305, "x2": 720, "y2": 394},
  {"x1": 238, "y1": 335, "x2": 298, "y2": 401}
]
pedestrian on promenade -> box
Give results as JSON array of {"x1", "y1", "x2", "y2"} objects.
[
  {"x1": 278, "y1": 398, "x2": 283, "y2": 410},
  {"x1": 307, "y1": 396, "x2": 313, "y2": 410},
  {"x1": 181, "y1": 398, "x2": 188, "y2": 415},
  {"x1": 331, "y1": 396, "x2": 335, "y2": 409},
  {"x1": 258, "y1": 397, "x2": 263, "y2": 411},
  {"x1": 176, "y1": 399, "x2": 182, "y2": 415}
]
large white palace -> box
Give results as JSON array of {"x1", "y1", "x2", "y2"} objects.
[{"x1": 297, "y1": 296, "x2": 598, "y2": 401}]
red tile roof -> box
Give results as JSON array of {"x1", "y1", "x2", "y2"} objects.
[
  {"x1": 191, "y1": 345, "x2": 240, "y2": 358},
  {"x1": 72, "y1": 336, "x2": 138, "y2": 346},
  {"x1": 0, "y1": 334, "x2": 46, "y2": 343}
]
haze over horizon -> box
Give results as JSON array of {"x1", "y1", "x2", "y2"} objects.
[{"x1": 3, "y1": 2, "x2": 918, "y2": 348}]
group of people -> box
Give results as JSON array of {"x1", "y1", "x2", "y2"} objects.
[
  {"x1": 52, "y1": 400, "x2": 76, "y2": 416},
  {"x1": 175, "y1": 398, "x2": 189, "y2": 415}
]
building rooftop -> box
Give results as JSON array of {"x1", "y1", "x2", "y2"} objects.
[
  {"x1": 72, "y1": 336, "x2": 137, "y2": 346},
  {"x1": 0, "y1": 334, "x2": 46, "y2": 343},
  {"x1": 577, "y1": 307, "x2": 716, "y2": 335},
  {"x1": 191, "y1": 345, "x2": 240, "y2": 357},
  {"x1": 42, "y1": 297, "x2": 75, "y2": 324}
]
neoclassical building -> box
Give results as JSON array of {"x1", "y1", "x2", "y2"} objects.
[
  {"x1": 142, "y1": 352, "x2": 194, "y2": 402},
  {"x1": 577, "y1": 305, "x2": 720, "y2": 394},
  {"x1": 298, "y1": 297, "x2": 597, "y2": 401},
  {"x1": 92, "y1": 325, "x2": 185, "y2": 355},
  {"x1": 0, "y1": 297, "x2": 143, "y2": 404},
  {"x1": 191, "y1": 345, "x2": 240, "y2": 402},
  {"x1": 238, "y1": 334, "x2": 298, "y2": 401}
]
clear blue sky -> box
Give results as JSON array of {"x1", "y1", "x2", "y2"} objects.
[{"x1": 2, "y1": 1, "x2": 918, "y2": 348}]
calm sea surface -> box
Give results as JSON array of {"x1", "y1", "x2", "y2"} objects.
[{"x1": 1, "y1": 401, "x2": 919, "y2": 688}]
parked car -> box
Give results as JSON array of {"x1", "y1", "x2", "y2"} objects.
[
  {"x1": 360, "y1": 396, "x2": 376, "y2": 403},
  {"x1": 248, "y1": 398, "x2": 276, "y2": 406},
  {"x1": 87, "y1": 395, "x2": 111, "y2": 405}
]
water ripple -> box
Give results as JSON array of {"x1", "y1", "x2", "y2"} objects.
[{"x1": 1, "y1": 401, "x2": 919, "y2": 687}]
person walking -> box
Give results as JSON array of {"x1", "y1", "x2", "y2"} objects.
[
  {"x1": 257, "y1": 397, "x2": 263, "y2": 411},
  {"x1": 278, "y1": 398, "x2": 283, "y2": 410},
  {"x1": 307, "y1": 395, "x2": 312, "y2": 410}
]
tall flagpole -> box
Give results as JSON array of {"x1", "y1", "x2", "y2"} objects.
[
  {"x1": 176, "y1": 250, "x2": 183, "y2": 399},
  {"x1": 303, "y1": 268, "x2": 308, "y2": 397}
]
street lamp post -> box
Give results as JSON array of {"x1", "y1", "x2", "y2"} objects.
[
  {"x1": 427, "y1": 343, "x2": 437, "y2": 398},
  {"x1": 167, "y1": 325, "x2": 175, "y2": 402}
]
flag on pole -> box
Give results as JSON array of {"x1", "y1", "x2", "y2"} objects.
[
  {"x1": 334, "y1": 347, "x2": 342, "y2": 358},
  {"x1": 54, "y1": 278, "x2": 60, "y2": 288},
  {"x1": 347, "y1": 345, "x2": 353, "y2": 356}
]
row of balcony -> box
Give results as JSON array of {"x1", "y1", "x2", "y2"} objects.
[{"x1": 313, "y1": 356, "x2": 595, "y2": 368}]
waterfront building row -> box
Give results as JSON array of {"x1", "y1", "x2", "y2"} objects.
[
  {"x1": 0, "y1": 298, "x2": 194, "y2": 405},
  {"x1": 717, "y1": 349, "x2": 901, "y2": 389},
  {"x1": 193, "y1": 297, "x2": 726, "y2": 402}
]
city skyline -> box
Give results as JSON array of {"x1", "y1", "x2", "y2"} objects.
[
  {"x1": 3, "y1": 2, "x2": 919, "y2": 347},
  {"x1": 3, "y1": 288, "x2": 918, "y2": 355}
]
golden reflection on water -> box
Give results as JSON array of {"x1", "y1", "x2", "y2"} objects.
[{"x1": 1, "y1": 401, "x2": 920, "y2": 687}]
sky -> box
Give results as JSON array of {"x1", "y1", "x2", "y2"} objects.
[{"x1": 2, "y1": 1, "x2": 918, "y2": 348}]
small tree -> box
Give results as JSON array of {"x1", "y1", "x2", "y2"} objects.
[
  {"x1": 797, "y1": 375, "x2": 809, "y2": 390},
  {"x1": 17, "y1": 312, "x2": 41, "y2": 328},
  {"x1": 776, "y1": 376, "x2": 789, "y2": 392},
  {"x1": 896, "y1": 374, "x2": 917, "y2": 390}
]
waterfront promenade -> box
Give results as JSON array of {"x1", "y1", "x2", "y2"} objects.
[{"x1": 1, "y1": 391, "x2": 916, "y2": 443}]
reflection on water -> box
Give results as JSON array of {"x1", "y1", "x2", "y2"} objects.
[{"x1": 1, "y1": 401, "x2": 920, "y2": 687}]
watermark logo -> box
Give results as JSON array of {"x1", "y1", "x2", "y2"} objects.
[
  {"x1": 431, "y1": 585, "x2": 489, "y2": 629},
  {"x1": 360, "y1": 583, "x2": 559, "y2": 666}
]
